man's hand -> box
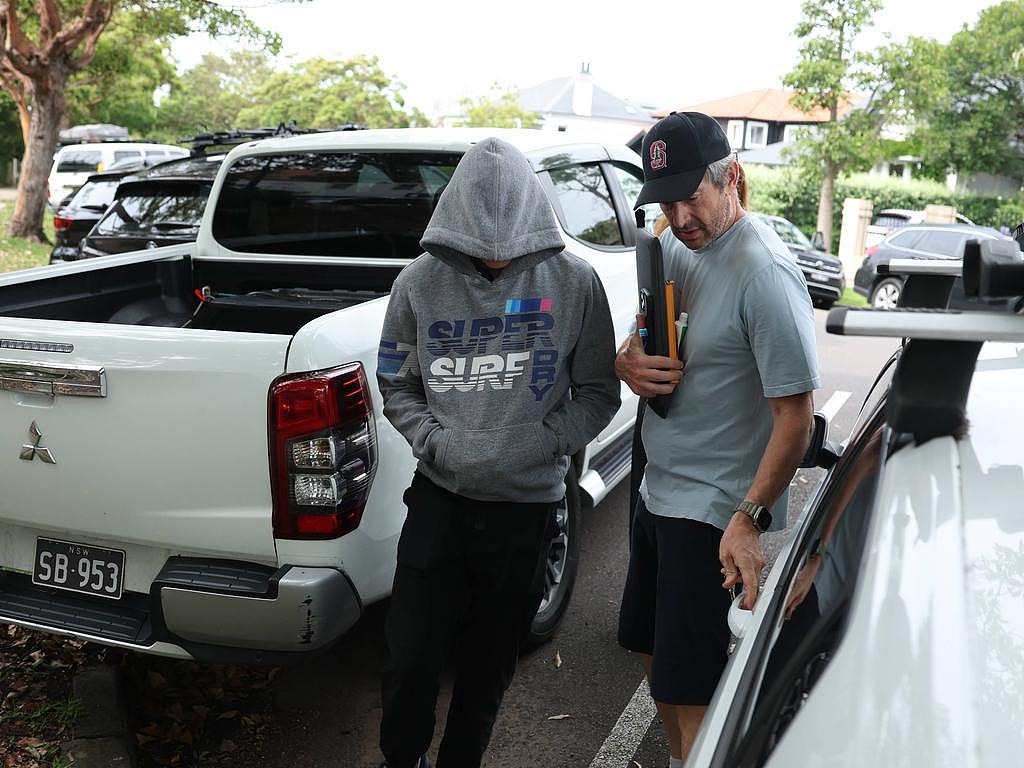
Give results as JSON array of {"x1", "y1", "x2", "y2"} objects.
[
  {"x1": 614, "y1": 332, "x2": 683, "y2": 397},
  {"x1": 720, "y1": 512, "x2": 765, "y2": 610}
]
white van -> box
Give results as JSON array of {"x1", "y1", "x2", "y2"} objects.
[{"x1": 47, "y1": 142, "x2": 189, "y2": 208}]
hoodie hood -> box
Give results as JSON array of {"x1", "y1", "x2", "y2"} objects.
[{"x1": 420, "y1": 137, "x2": 565, "y2": 265}]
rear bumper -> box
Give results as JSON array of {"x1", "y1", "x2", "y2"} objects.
[{"x1": 0, "y1": 559, "x2": 362, "y2": 663}]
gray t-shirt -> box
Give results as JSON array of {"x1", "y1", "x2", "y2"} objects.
[{"x1": 640, "y1": 214, "x2": 820, "y2": 531}]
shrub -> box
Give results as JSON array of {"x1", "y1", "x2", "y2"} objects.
[{"x1": 743, "y1": 165, "x2": 1024, "y2": 236}]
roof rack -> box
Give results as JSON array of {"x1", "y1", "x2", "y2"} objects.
[
  {"x1": 180, "y1": 121, "x2": 363, "y2": 156},
  {"x1": 830, "y1": 233, "x2": 1024, "y2": 445}
]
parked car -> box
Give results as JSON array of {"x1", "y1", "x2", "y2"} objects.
[
  {"x1": 749, "y1": 212, "x2": 845, "y2": 309},
  {"x1": 47, "y1": 141, "x2": 189, "y2": 208},
  {"x1": 48, "y1": 157, "x2": 173, "y2": 264},
  {"x1": 872, "y1": 207, "x2": 975, "y2": 234},
  {"x1": 0, "y1": 128, "x2": 641, "y2": 662},
  {"x1": 854, "y1": 222, "x2": 1013, "y2": 309},
  {"x1": 686, "y1": 242, "x2": 1024, "y2": 767},
  {"x1": 78, "y1": 154, "x2": 223, "y2": 259}
]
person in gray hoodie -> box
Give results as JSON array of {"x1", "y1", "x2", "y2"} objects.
[{"x1": 376, "y1": 137, "x2": 620, "y2": 768}]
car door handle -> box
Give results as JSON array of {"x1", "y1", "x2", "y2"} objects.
[{"x1": 0, "y1": 360, "x2": 107, "y2": 397}]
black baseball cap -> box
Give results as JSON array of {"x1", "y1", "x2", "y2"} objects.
[{"x1": 634, "y1": 111, "x2": 732, "y2": 208}]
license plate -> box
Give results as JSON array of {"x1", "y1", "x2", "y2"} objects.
[
  {"x1": 810, "y1": 271, "x2": 830, "y2": 282},
  {"x1": 32, "y1": 537, "x2": 125, "y2": 599}
]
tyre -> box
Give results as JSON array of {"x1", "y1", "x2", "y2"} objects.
[
  {"x1": 525, "y1": 466, "x2": 581, "y2": 648},
  {"x1": 870, "y1": 277, "x2": 903, "y2": 309}
]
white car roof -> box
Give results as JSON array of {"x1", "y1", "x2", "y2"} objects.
[{"x1": 222, "y1": 127, "x2": 631, "y2": 159}]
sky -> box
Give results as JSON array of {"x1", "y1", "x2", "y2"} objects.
[{"x1": 171, "y1": 0, "x2": 1003, "y2": 119}]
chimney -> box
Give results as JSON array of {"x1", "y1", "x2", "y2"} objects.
[{"x1": 571, "y1": 62, "x2": 593, "y2": 117}]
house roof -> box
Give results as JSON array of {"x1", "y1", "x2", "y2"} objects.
[
  {"x1": 519, "y1": 76, "x2": 656, "y2": 123},
  {"x1": 655, "y1": 88, "x2": 856, "y2": 123}
]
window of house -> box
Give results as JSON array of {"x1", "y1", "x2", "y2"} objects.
[
  {"x1": 745, "y1": 121, "x2": 769, "y2": 149},
  {"x1": 782, "y1": 124, "x2": 805, "y2": 143},
  {"x1": 727, "y1": 120, "x2": 745, "y2": 151}
]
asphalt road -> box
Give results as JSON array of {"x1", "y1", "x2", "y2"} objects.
[{"x1": 134, "y1": 307, "x2": 900, "y2": 768}]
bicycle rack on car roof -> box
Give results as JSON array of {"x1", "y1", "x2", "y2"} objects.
[
  {"x1": 827, "y1": 236, "x2": 1024, "y2": 445},
  {"x1": 180, "y1": 121, "x2": 363, "y2": 156}
]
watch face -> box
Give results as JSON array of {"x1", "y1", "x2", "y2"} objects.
[{"x1": 753, "y1": 508, "x2": 772, "y2": 531}]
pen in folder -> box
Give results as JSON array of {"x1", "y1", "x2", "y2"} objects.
[{"x1": 665, "y1": 280, "x2": 678, "y2": 360}]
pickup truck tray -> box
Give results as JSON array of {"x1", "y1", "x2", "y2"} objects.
[{"x1": 186, "y1": 288, "x2": 384, "y2": 334}]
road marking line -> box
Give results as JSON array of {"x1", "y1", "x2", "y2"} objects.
[
  {"x1": 588, "y1": 678, "x2": 657, "y2": 768},
  {"x1": 819, "y1": 390, "x2": 851, "y2": 422}
]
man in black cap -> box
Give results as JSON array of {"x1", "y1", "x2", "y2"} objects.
[{"x1": 615, "y1": 111, "x2": 820, "y2": 764}]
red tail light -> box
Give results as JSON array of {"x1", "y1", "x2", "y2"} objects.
[
  {"x1": 865, "y1": 245, "x2": 879, "y2": 258},
  {"x1": 269, "y1": 363, "x2": 377, "y2": 540},
  {"x1": 54, "y1": 216, "x2": 73, "y2": 231}
]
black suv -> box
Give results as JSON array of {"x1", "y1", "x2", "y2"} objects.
[
  {"x1": 749, "y1": 212, "x2": 846, "y2": 308},
  {"x1": 854, "y1": 222, "x2": 1012, "y2": 310},
  {"x1": 49, "y1": 157, "x2": 166, "y2": 263},
  {"x1": 78, "y1": 155, "x2": 223, "y2": 259}
]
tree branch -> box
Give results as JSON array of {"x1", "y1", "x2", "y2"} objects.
[
  {"x1": 0, "y1": 3, "x2": 46, "y2": 79},
  {"x1": 38, "y1": 0, "x2": 63, "y2": 46}
]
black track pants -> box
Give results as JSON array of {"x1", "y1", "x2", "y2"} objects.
[{"x1": 380, "y1": 472, "x2": 555, "y2": 768}]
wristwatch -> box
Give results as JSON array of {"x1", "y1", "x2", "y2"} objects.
[{"x1": 735, "y1": 500, "x2": 772, "y2": 533}]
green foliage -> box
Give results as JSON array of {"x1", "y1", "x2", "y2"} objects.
[
  {"x1": 157, "y1": 50, "x2": 278, "y2": 139},
  {"x1": 784, "y1": 0, "x2": 885, "y2": 172},
  {"x1": 236, "y1": 55, "x2": 427, "y2": 129},
  {"x1": 911, "y1": 0, "x2": 1024, "y2": 177},
  {"x1": 118, "y1": 0, "x2": 305, "y2": 55},
  {"x1": 65, "y1": 20, "x2": 176, "y2": 138},
  {"x1": 745, "y1": 164, "x2": 1024, "y2": 236},
  {"x1": 458, "y1": 85, "x2": 538, "y2": 129}
]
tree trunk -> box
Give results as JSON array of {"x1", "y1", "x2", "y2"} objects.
[
  {"x1": 816, "y1": 160, "x2": 837, "y2": 253},
  {"x1": 8, "y1": 70, "x2": 66, "y2": 242}
]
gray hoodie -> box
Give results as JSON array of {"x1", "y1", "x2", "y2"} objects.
[{"x1": 377, "y1": 137, "x2": 620, "y2": 503}]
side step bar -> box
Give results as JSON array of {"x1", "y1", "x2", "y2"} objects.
[{"x1": 580, "y1": 429, "x2": 633, "y2": 507}]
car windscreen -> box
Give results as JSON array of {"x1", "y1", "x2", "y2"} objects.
[
  {"x1": 764, "y1": 216, "x2": 813, "y2": 249},
  {"x1": 68, "y1": 178, "x2": 121, "y2": 212},
  {"x1": 93, "y1": 181, "x2": 210, "y2": 237},
  {"x1": 210, "y1": 151, "x2": 461, "y2": 257},
  {"x1": 56, "y1": 150, "x2": 101, "y2": 174}
]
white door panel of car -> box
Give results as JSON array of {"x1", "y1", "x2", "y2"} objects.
[{"x1": 688, "y1": 352, "x2": 898, "y2": 768}]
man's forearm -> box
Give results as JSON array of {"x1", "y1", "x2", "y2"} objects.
[{"x1": 742, "y1": 393, "x2": 814, "y2": 508}]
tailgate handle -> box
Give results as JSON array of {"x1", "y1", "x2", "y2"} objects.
[{"x1": 0, "y1": 360, "x2": 107, "y2": 398}]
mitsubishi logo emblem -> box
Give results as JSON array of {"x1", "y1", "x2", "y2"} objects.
[{"x1": 19, "y1": 421, "x2": 56, "y2": 464}]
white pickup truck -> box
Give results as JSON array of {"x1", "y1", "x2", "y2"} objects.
[{"x1": 0, "y1": 128, "x2": 644, "y2": 663}]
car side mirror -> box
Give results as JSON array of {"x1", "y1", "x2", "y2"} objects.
[
  {"x1": 812, "y1": 231, "x2": 826, "y2": 251},
  {"x1": 800, "y1": 412, "x2": 842, "y2": 469}
]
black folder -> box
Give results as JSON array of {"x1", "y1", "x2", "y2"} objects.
[{"x1": 635, "y1": 211, "x2": 673, "y2": 418}]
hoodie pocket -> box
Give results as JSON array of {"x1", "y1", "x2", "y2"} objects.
[{"x1": 439, "y1": 423, "x2": 550, "y2": 492}]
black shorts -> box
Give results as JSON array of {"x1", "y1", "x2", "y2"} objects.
[{"x1": 617, "y1": 499, "x2": 732, "y2": 705}]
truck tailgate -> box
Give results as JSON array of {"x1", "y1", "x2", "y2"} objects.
[{"x1": 0, "y1": 320, "x2": 289, "y2": 562}]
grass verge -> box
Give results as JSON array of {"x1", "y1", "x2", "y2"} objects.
[
  {"x1": 0, "y1": 201, "x2": 53, "y2": 274},
  {"x1": 838, "y1": 286, "x2": 869, "y2": 307}
]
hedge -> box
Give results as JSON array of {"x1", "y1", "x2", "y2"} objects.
[{"x1": 744, "y1": 165, "x2": 1024, "y2": 239}]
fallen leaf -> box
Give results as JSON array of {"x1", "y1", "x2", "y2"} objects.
[
  {"x1": 547, "y1": 714, "x2": 572, "y2": 720},
  {"x1": 554, "y1": 651, "x2": 562, "y2": 669}
]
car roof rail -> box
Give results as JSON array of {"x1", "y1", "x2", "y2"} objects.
[
  {"x1": 180, "y1": 121, "x2": 364, "y2": 156},
  {"x1": 827, "y1": 307, "x2": 1019, "y2": 445}
]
